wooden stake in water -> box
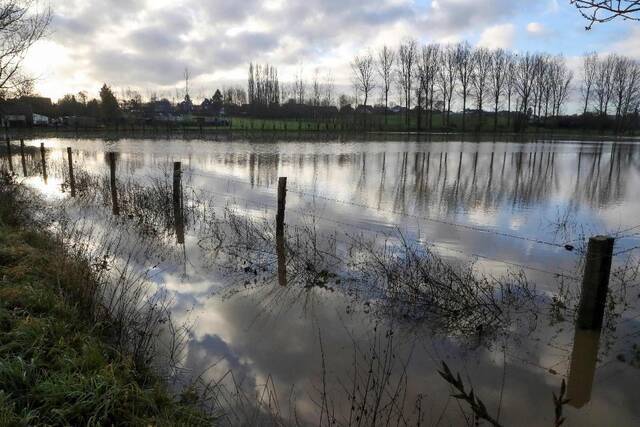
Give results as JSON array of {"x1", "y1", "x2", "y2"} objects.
[
  {"x1": 173, "y1": 161, "x2": 185, "y2": 244},
  {"x1": 67, "y1": 147, "x2": 75, "y2": 197},
  {"x1": 276, "y1": 176, "x2": 287, "y2": 286},
  {"x1": 108, "y1": 152, "x2": 119, "y2": 215},
  {"x1": 577, "y1": 235, "x2": 614, "y2": 330},
  {"x1": 40, "y1": 143, "x2": 47, "y2": 184},
  {"x1": 5, "y1": 138, "x2": 13, "y2": 173},
  {"x1": 20, "y1": 139, "x2": 27, "y2": 176}
]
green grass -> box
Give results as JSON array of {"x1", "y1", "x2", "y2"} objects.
[{"x1": 0, "y1": 181, "x2": 214, "y2": 426}]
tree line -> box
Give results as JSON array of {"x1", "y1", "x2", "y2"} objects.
[
  {"x1": 239, "y1": 41, "x2": 638, "y2": 133},
  {"x1": 350, "y1": 41, "x2": 578, "y2": 132}
]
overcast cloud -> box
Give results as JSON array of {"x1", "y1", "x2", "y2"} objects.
[{"x1": 23, "y1": 0, "x2": 640, "y2": 101}]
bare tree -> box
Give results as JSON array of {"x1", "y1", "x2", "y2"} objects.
[
  {"x1": 594, "y1": 54, "x2": 616, "y2": 116},
  {"x1": 0, "y1": 0, "x2": 51, "y2": 96},
  {"x1": 397, "y1": 39, "x2": 417, "y2": 126},
  {"x1": 280, "y1": 82, "x2": 294, "y2": 104},
  {"x1": 352, "y1": 52, "x2": 376, "y2": 109},
  {"x1": 489, "y1": 48, "x2": 507, "y2": 131},
  {"x1": 611, "y1": 55, "x2": 640, "y2": 131},
  {"x1": 514, "y1": 52, "x2": 539, "y2": 126},
  {"x1": 311, "y1": 68, "x2": 321, "y2": 107},
  {"x1": 376, "y1": 45, "x2": 396, "y2": 125},
  {"x1": 322, "y1": 73, "x2": 335, "y2": 107},
  {"x1": 417, "y1": 43, "x2": 440, "y2": 130},
  {"x1": 438, "y1": 44, "x2": 457, "y2": 127},
  {"x1": 549, "y1": 56, "x2": 573, "y2": 117},
  {"x1": 530, "y1": 54, "x2": 550, "y2": 122},
  {"x1": 454, "y1": 42, "x2": 473, "y2": 131},
  {"x1": 504, "y1": 52, "x2": 516, "y2": 128},
  {"x1": 581, "y1": 52, "x2": 599, "y2": 114},
  {"x1": 570, "y1": 1, "x2": 640, "y2": 29},
  {"x1": 471, "y1": 47, "x2": 491, "y2": 127},
  {"x1": 294, "y1": 66, "x2": 306, "y2": 104}
]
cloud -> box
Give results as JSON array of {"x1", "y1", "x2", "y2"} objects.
[
  {"x1": 477, "y1": 23, "x2": 516, "y2": 49},
  {"x1": 526, "y1": 22, "x2": 546, "y2": 34},
  {"x1": 611, "y1": 27, "x2": 640, "y2": 59},
  {"x1": 21, "y1": 0, "x2": 630, "y2": 100},
  {"x1": 423, "y1": 0, "x2": 526, "y2": 38}
]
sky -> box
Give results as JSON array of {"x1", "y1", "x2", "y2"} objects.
[{"x1": 22, "y1": 0, "x2": 640, "y2": 103}]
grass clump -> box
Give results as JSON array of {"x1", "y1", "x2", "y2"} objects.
[{"x1": 0, "y1": 176, "x2": 214, "y2": 426}]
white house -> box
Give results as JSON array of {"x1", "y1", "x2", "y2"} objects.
[{"x1": 33, "y1": 113, "x2": 49, "y2": 125}]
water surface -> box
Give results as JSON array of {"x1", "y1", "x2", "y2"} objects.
[{"x1": 9, "y1": 135, "x2": 640, "y2": 426}]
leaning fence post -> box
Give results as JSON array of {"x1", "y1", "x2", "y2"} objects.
[
  {"x1": 19, "y1": 139, "x2": 27, "y2": 176},
  {"x1": 108, "y1": 152, "x2": 119, "y2": 215},
  {"x1": 67, "y1": 147, "x2": 75, "y2": 197},
  {"x1": 173, "y1": 161, "x2": 185, "y2": 244},
  {"x1": 5, "y1": 138, "x2": 13, "y2": 173},
  {"x1": 276, "y1": 176, "x2": 287, "y2": 286},
  {"x1": 577, "y1": 235, "x2": 615, "y2": 330},
  {"x1": 40, "y1": 143, "x2": 47, "y2": 183}
]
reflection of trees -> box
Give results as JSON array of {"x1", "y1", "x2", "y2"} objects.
[{"x1": 236, "y1": 143, "x2": 638, "y2": 216}]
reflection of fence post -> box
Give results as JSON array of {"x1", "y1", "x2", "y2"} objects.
[
  {"x1": 67, "y1": 147, "x2": 75, "y2": 197},
  {"x1": 567, "y1": 329, "x2": 601, "y2": 408},
  {"x1": 577, "y1": 236, "x2": 615, "y2": 330},
  {"x1": 108, "y1": 152, "x2": 119, "y2": 215},
  {"x1": 20, "y1": 139, "x2": 27, "y2": 176},
  {"x1": 276, "y1": 177, "x2": 287, "y2": 286},
  {"x1": 173, "y1": 161, "x2": 185, "y2": 244},
  {"x1": 40, "y1": 143, "x2": 47, "y2": 183},
  {"x1": 5, "y1": 138, "x2": 13, "y2": 173}
]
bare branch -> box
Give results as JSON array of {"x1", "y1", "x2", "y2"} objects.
[{"x1": 570, "y1": 1, "x2": 640, "y2": 29}]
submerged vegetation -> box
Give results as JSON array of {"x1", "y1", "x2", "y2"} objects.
[{"x1": 0, "y1": 174, "x2": 214, "y2": 425}]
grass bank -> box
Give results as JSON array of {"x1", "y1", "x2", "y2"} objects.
[{"x1": 0, "y1": 176, "x2": 214, "y2": 426}]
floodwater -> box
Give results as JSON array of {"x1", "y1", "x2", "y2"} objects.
[{"x1": 5, "y1": 135, "x2": 640, "y2": 426}]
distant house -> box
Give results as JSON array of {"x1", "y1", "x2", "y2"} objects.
[
  {"x1": 33, "y1": 113, "x2": 49, "y2": 126},
  {"x1": 390, "y1": 105, "x2": 406, "y2": 114}
]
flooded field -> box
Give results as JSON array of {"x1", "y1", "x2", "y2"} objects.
[{"x1": 4, "y1": 135, "x2": 640, "y2": 426}]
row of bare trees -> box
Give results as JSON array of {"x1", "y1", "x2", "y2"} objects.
[
  {"x1": 247, "y1": 63, "x2": 280, "y2": 106},
  {"x1": 351, "y1": 41, "x2": 575, "y2": 131},
  {"x1": 581, "y1": 52, "x2": 640, "y2": 131}
]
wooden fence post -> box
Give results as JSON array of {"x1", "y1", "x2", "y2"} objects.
[
  {"x1": 173, "y1": 161, "x2": 184, "y2": 244},
  {"x1": 67, "y1": 147, "x2": 75, "y2": 197},
  {"x1": 19, "y1": 139, "x2": 26, "y2": 176},
  {"x1": 5, "y1": 138, "x2": 13, "y2": 173},
  {"x1": 577, "y1": 235, "x2": 615, "y2": 330},
  {"x1": 40, "y1": 143, "x2": 47, "y2": 183},
  {"x1": 108, "y1": 152, "x2": 119, "y2": 215},
  {"x1": 276, "y1": 176, "x2": 287, "y2": 286}
]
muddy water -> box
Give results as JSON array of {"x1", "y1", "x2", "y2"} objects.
[{"x1": 8, "y1": 135, "x2": 640, "y2": 426}]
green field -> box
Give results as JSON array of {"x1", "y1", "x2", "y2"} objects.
[{"x1": 227, "y1": 112, "x2": 517, "y2": 133}]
